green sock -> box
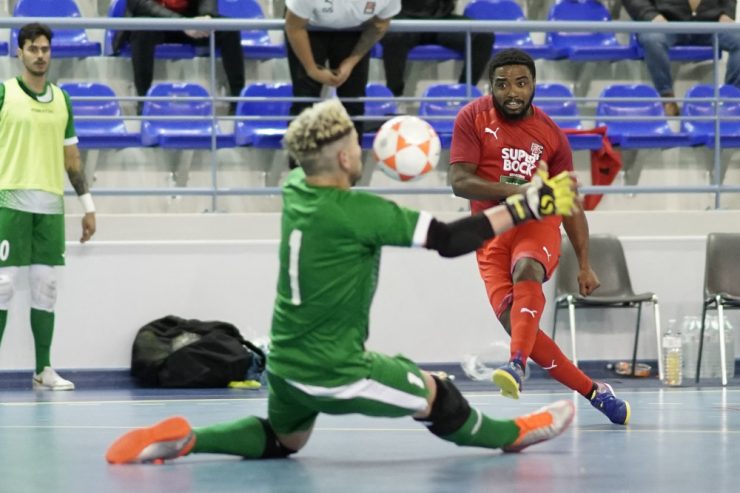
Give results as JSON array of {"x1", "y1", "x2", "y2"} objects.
[
  {"x1": 441, "y1": 408, "x2": 520, "y2": 449},
  {"x1": 193, "y1": 416, "x2": 268, "y2": 458},
  {"x1": 0, "y1": 310, "x2": 7, "y2": 345},
  {"x1": 30, "y1": 309, "x2": 54, "y2": 374}
]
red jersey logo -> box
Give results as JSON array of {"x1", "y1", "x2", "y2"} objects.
[{"x1": 364, "y1": 2, "x2": 376, "y2": 14}]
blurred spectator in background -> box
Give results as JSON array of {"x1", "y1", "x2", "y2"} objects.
[
  {"x1": 115, "y1": 0, "x2": 245, "y2": 113},
  {"x1": 284, "y1": 0, "x2": 401, "y2": 168},
  {"x1": 381, "y1": 0, "x2": 494, "y2": 97},
  {"x1": 624, "y1": 0, "x2": 740, "y2": 116}
]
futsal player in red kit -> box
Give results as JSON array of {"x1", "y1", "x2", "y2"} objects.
[{"x1": 449, "y1": 49, "x2": 630, "y2": 425}]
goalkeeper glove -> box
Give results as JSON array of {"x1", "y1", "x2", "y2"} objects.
[{"x1": 505, "y1": 169, "x2": 576, "y2": 225}]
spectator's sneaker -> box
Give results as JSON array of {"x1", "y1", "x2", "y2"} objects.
[
  {"x1": 106, "y1": 417, "x2": 195, "y2": 464},
  {"x1": 32, "y1": 367, "x2": 75, "y2": 391},
  {"x1": 503, "y1": 400, "x2": 575, "y2": 453},
  {"x1": 590, "y1": 382, "x2": 631, "y2": 425},
  {"x1": 663, "y1": 101, "x2": 680, "y2": 117},
  {"x1": 492, "y1": 360, "x2": 525, "y2": 399}
]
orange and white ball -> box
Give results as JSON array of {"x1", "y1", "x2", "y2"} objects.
[{"x1": 372, "y1": 116, "x2": 441, "y2": 182}]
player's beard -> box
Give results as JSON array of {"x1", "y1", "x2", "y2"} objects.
[
  {"x1": 26, "y1": 60, "x2": 48, "y2": 77},
  {"x1": 492, "y1": 92, "x2": 534, "y2": 121}
]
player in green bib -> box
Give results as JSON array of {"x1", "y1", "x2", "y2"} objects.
[
  {"x1": 0, "y1": 23, "x2": 97, "y2": 390},
  {"x1": 107, "y1": 99, "x2": 577, "y2": 464}
]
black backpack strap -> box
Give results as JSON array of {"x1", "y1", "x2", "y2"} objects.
[{"x1": 241, "y1": 339, "x2": 267, "y2": 372}]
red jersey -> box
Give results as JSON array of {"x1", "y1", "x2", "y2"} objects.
[
  {"x1": 159, "y1": 0, "x2": 190, "y2": 13},
  {"x1": 450, "y1": 95, "x2": 573, "y2": 214}
]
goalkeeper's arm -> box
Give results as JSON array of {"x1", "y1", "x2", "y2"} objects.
[{"x1": 425, "y1": 162, "x2": 576, "y2": 258}]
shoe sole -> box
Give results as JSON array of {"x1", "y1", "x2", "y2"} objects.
[
  {"x1": 492, "y1": 369, "x2": 521, "y2": 400},
  {"x1": 106, "y1": 416, "x2": 193, "y2": 464},
  {"x1": 622, "y1": 400, "x2": 631, "y2": 426},
  {"x1": 32, "y1": 381, "x2": 75, "y2": 391},
  {"x1": 503, "y1": 400, "x2": 575, "y2": 453}
]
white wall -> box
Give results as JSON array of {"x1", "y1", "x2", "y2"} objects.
[{"x1": 1, "y1": 211, "x2": 739, "y2": 370}]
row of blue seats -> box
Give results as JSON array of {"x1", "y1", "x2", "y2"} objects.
[
  {"x1": 1, "y1": 0, "x2": 719, "y2": 63},
  {"x1": 3, "y1": 0, "x2": 283, "y2": 59},
  {"x1": 64, "y1": 80, "x2": 740, "y2": 151}
]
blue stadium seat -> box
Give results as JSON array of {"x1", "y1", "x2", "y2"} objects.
[
  {"x1": 362, "y1": 83, "x2": 399, "y2": 148},
  {"x1": 365, "y1": 82, "x2": 398, "y2": 117},
  {"x1": 596, "y1": 84, "x2": 693, "y2": 148},
  {"x1": 630, "y1": 34, "x2": 716, "y2": 62},
  {"x1": 463, "y1": 0, "x2": 564, "y2": 59},
  {"x1": 408, "y1": 45, "x2": 462, "y2": 61},
  {"x1": 104, "y1": 0, "x2": 196, "y2": 59},
  {"x1": 59, "y1": 82, "x2": 142, "y2": 149},
  {"x1": 668, "y1": 46, "x2": 715, "y2": 61},
  {"x1": 535, "y1": 83, "x2": 602, "y2": 150},
  {"x1": 546, "y1": 0, "x2": 639, "y2": 61},
  {"x1": 371, "y1": 43, "x2": 462, "y2": 61},
  {"x1": 141, "y1": 83, "x2": 233, "y2": 148},
  {"x1": 12, "y1": 0, "x2": 101, "y2": 57},
  {"x1": 234, "y1": 82, "x2": 292, "y2": 147},
  {"x1": 682, "y1": 84, "x2": 740, "y2": 147},
  {"x1": 0, "y1": 42, "x2": 7, "y2": 56},
  {"x1": 419, "y1": 83, "x2": 482, "y2": 147},
  {"x1": 218, "y1": 0, "x2": 286, "y2": 59}
]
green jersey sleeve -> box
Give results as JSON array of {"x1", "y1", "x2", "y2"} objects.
[
  {"x1": 0, "y1": 82, "x2": 5, "y2": 112},
  {"x1": 343, "y1": 191, "x2": 424, "y2": 248},
  {"x1": 60, "y1": 88, "x2": 77, "y2": 141}
]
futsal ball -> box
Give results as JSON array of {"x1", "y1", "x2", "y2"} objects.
[{"x1": 372, "y1": 115, "x2": 441, "y2": 182}]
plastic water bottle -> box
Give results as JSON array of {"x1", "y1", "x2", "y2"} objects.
[{"x1": 662, "y1": 319, "x2": 683, "y2": 386}]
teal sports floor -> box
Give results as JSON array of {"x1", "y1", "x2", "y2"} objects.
[{"x1": 1, "y1": 379, "x2": 738, "y2": 493}]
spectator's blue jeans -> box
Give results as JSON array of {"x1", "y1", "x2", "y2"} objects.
[{"x1": 637, "y1": 32, "x2": 740, "y2": 95}]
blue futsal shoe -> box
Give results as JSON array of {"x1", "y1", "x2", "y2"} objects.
[
  {"x1": 492, "y1": 360, "x2": 525, "y2": 400},
  {"x1": 590, "y1": 382, "x2": 631, "y2": 425}
]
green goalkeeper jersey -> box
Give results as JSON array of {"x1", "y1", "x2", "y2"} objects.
[{"x1": 267, "y1": 168, "x2": 429, "y2": 387}]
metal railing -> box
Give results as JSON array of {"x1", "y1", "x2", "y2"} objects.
[{"x1": 0, "y1": 16, "x2": 738, "y2": 209}]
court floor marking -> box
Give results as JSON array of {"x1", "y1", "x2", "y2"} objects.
[
  {"x1": 0, "y1": 387, "x2": 737, "y2": 409},
  {"x1": 0, "y1": 425, "x2": 738, "y2": 435}
]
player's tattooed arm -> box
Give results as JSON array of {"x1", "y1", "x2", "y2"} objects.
[
  {"x1": 64, "y1": 143, "x2": 96, "y2": 242},
  {"x1": 350, "y1": 17, "x2": 390, "y2": 60},
  {"x1": 64, "y1": 144, "x2": 89, "y2": 195},
  {"x1": 335, "y1": 15, "x2": 391, "y2": 84}
]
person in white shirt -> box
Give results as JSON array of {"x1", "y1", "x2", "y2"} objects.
[{"x1": 283, "y1": 0, "x2": 401, "y2": 167}]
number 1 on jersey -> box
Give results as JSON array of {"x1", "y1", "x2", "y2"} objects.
[{"x1": 288, "y1": 229, "x2": 302, "y2": 306}]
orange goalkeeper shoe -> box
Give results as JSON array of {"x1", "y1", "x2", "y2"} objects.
[
  {"x1": 106, "y1": 416, "x2": 195, "y2": 464},
  {"x1": 503, "y1": 400, "x2": 575, "y2": 453}
]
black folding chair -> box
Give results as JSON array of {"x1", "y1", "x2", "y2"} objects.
[
  {"x1": 553, "y1": 234, "x2": 662, "y2": 377},
  {"x1": 695, "y1": 233, "x2": 740, "y2": 385}
]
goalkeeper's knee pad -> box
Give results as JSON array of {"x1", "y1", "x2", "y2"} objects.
[
  {"x1": 258, "y1": 418, "x2": 297, "y2": 459},
  {"x1": 415, "y1": 375, "x2": 471, "y2": 437}
]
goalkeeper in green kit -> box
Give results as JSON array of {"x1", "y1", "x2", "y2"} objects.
[{"x1": 107, "y1": 99, "x2": 577, "y2": 464}]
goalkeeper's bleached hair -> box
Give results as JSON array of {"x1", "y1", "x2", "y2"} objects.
[{"x1": 283, "y1": 99, "x2": 354, "y2": 172}]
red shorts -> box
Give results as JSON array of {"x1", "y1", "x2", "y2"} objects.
[{"x1": 476, "y1": 216, "x2": 562, "y2": 317}]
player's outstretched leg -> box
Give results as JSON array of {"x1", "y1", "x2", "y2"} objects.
[
  {"x1": 418, "y1": 375, "x2": 574, "y2": 452},
  {"x1": 589, "y1": 382, "x2": 631, "y2": 425},
  {"x1": 106, "y1": 415, "x2": 297, "y2": 464},
  {"x1": 503, "y1": 400, "x2": 575, "y2": 453},
  {"x1": 106, "y1": 416, "x2": 195, "y2": 464}
]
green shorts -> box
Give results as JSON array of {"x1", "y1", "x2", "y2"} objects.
[
  {"x1": 0, "y1": 208, "x2": 65, "y2": 267},
  {"x1": 267, "y1": 352, "x2": 431, "y2": 435}
]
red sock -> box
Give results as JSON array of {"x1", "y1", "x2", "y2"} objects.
[
  {"x1": 529, "y1": 329, "x2": 594, "y2": 397},
  {"x1": 509, "y1": 281, "x2": 545, "y2": 363}
]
